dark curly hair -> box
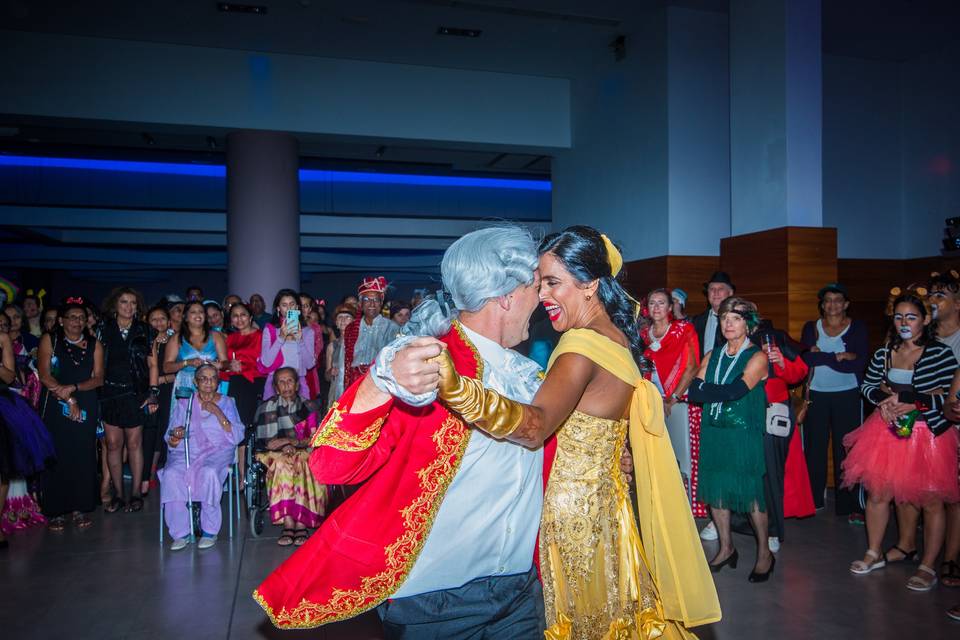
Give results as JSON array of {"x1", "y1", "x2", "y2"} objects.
[
  {"x1": 887, "y1": 291, "x2": 937, "y2": 349},
  {"x1": 538, "y1": 226, "x2": 647, "y2": 369}
]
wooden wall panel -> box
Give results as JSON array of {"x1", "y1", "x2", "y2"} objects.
[
  {"x1": 621, "y1": 237, "x2": 960, "y2": 349},
  {"x1": 622, "y1": 256, "x2": 667, "y2": 304},
  {"x1": 720, "y1": 228, "x2": 790, "y2": 296},
  {"x1": 838, "y1": 256, "x2": 960, "y2": 348},
  {"x1": 622, "y1": 255, "x2": 719, "y2": 317},
  {"x1": 718, "y1": 227, "x2": 837, "y2": 340},
  {"x1": 837, "y1": 259, "x2": 905, "y2": 348},
  {"x1": 786, "y1": 227, "x2": 838, "y2": 340},
  {"x1": 666, "y1": 255, "x2": 721, "y2": 317}
]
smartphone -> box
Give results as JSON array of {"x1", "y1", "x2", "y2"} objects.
[
  {"x1": 285, "y1": 309, "x2": 300, "y2": 326},
  {"x1": 59, "y1": 400, "x2": 87, "y2": 422}
]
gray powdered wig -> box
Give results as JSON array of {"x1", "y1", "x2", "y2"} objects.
[{"x1": 440, "y1": 226, "x2": 539, "y2": 313}]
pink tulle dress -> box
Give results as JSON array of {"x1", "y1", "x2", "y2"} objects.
[{"x1": 842, "y1": 394, "x2": 960, "y2": 505}]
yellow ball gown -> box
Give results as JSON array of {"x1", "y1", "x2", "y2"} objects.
[{"x1": 541, "y1": 329, "x2": 721, "y2": 640}]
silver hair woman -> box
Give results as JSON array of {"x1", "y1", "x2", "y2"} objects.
[{"x1": 159, "y1": 362, "x2": 244, "y2": 550}]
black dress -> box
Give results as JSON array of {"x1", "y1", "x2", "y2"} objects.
[
  {"x1": 40, "y1": 334, "x2": 100, "y2": 517},
  {"x1": 141, "y1": 333, "x2": 174, "y2": 483},
  {"x1": 98, "y1": 320, "x2": 150, "y2": 428}
]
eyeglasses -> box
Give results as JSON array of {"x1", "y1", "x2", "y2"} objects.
[
  {"x1": 195, "y1": 375, "x2": 218, "y2": 383},
  {"x1": 360, "y1": 296, "x2": 381, "y2": 304}
]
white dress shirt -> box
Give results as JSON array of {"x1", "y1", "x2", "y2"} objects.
[
  {"x1": 392, "y1": 324, "x2": 544, "y2": 598},
  {"x1": 703, "y1": 311, "x2": 718, "y2": 356},
  {"x1": 353, "y1": 315, "x2": 400, "y2": 367}
]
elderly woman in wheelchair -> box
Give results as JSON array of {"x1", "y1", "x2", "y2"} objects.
[
  {"x1": 252, "y1": 366, "x2": 326, "y2": 546},
  {"x1": 159, "y1": 363, "x2": 244, "y2": 550}
]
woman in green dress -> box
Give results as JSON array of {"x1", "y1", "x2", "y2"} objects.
[{"x1": 687, "y1": 296, "x2": 773, "y2": 582}]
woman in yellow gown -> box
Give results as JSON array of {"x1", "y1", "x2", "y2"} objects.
[{"x1": 433, "y1": 226, "x2": 721, "y2": 640}]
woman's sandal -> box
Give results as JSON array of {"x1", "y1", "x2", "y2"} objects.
[
  {"x1": 104, "y1": 497, "x2": 124, "y2": 514},
  {"x1": 277, "y1": 528, "x2": 296, "y2": 547},
  {"x1": 48, "y1": 516, "x2": 66, "y2": 532},
  {"x1": 941, "y1": 560, "x2": 960, "y2": 588},
  {"x1": 125, "y1": 497, "x2": 144, "y2": 513},
  {"x1": 885, "y1": 545, "x2": 918, "y2": 564},
  {"x1": 72, "y1": 512, "x2": 93, "y2": 530},
  {"x1": 850, "y1": 549, "x2": 886, "y2": 575},
  {"x1": 906, "y1": 564, "x2": 939, "y2": 592},
  {"x1": 293, "y1": 530, "x2": 309, "y2": 547}
]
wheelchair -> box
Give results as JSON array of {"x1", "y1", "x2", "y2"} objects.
[{"x1": 244, "y1": 427, "x2": 270, "y2": 537}]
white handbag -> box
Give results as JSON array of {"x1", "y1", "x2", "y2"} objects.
[{"x1": 766, "y1": 402, "x2": 792, "y2": 437}]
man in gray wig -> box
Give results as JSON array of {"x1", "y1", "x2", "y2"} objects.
[{"x1": 257, "y1": 226, "x2": 548, "y2": 638}]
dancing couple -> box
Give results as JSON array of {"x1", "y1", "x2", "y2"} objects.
[{"x1": 255, "y1": 225, "x2": 719, "y2": 639}]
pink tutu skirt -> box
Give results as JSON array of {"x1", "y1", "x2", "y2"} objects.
[{"x1": 842, "y1": 411, "x2": 960, "y2": 505}]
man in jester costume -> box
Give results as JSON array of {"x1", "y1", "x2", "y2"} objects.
[{"x1": 254, "y1": 226, "x2": 554, "y2": 638}]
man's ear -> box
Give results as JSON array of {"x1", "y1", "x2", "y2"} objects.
[{"x1": 498, "y1": 295, "x2": 512, "y2": 311}]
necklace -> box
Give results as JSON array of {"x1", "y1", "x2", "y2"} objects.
[
  {"x1": 709, "y1": 338, "x2": 751, "y2": 420},
  {"x1": 648, "y1": 323, "x2": 669, "y2": 352},
  {"x1": 118, "y1": 319, "x2": 133, "y2": 340},
  {"x1": 61, "y1": 335, "x2": 89, "y2": 368}
]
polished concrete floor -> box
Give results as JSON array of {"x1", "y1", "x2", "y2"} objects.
[{"x1": 1, "y1": 493, "x2": 958, "y2": 639}]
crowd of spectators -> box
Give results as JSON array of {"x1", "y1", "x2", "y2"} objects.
[
  {"x1": 1, "y1": 269, "x2": 959, "y2": 621},
  {"x1": 0, "y1": 281, "x2": 409, "y2": 551}
]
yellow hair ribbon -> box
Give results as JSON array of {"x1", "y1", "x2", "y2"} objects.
[{"x1": 600, "y1": 233, "x2": 623, "y2": 277}]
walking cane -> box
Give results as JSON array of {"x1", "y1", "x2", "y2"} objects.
[{"x1": 174, "y1": 386, "x2": 197, "y2": 542}]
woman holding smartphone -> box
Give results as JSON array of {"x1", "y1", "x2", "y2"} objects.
[
  {"x1": 163, "y1": 301, "x2": 227, "y2": 397},
  {"x1": 258, "y1": 289, "x2": 315, "y2": 401}
]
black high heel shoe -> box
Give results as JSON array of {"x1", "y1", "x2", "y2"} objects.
[
  {"x1": 749, "y1": 556, "x2": 776, "y2": 583},
  {"x1": 709, "y1": 549, "x2": 739, "y2": 573}
]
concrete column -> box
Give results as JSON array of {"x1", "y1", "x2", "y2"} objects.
[
  {"x1": 226, "y1": 131, "x2": 300, "y2": 301},
  {"x1": 730, "y1": 0, "x2": 822, "y2": 235}
]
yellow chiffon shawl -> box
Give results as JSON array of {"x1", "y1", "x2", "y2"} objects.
[{"x1": 547, "y1": 328, "x2": 722, "y2": 628}]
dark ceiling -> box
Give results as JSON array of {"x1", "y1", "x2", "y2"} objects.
[{"x1": 2, "y1": 0, "x2": 957, "y2": 168}]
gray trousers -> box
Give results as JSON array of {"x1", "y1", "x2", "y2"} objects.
[{"x1": 377, "y1": 567, "x2": 545, "y2": 640}]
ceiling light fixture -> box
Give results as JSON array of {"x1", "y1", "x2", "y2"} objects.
[
  {"x1": 217, "y1": 2, "x2": 267, "y2": 15},
  {"x1": 437, "y1": 26, "x2": 482, "y2": 38}
]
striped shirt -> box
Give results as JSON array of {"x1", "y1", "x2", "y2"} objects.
[{"x1": 861, "y1": 342, "x2": 958, "y2": 435}]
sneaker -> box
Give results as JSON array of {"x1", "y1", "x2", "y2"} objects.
[
  {"x1": 847, "y1": 513, "x2": 865, "y2": 526},
  {"x1": 170, "y1": 537, "x2": 191, "y2": 551},
  {"x1": 768, "y1": 536, "x2": 781, "y2": 553},
  {"x1": 198, "y1": 535, "x2": 217, "y2": 550},
  {"x1": 699, "y1": 522, "x2": 718, "y2": 541}
]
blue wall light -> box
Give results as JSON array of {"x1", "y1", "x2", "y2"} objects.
[{"x1": 0, "y1": 155, "x2": 551, "y2": 191}]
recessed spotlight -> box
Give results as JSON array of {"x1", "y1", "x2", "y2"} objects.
[
  {"x1": 437, "y1": 26, "x2": 482, "y2": 38},
  {"x1": 217, "y1": 3, "x2": 267, "y2": 15}
]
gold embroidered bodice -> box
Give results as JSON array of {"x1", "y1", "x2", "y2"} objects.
[
  {"x1": 542, "y1": 410, "x2": 630, "y2": 578},
  {"x1": 541, "y1": 411, "x2": 689, "y2": 640}
]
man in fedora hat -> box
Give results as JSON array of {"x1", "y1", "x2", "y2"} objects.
[{"x1": 692, "y1": 271, "x2": 736, "y2": 357}]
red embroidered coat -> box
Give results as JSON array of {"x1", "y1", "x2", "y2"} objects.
[{"x1": 254, "y1": 321, "x2": 556, "y2": 629}]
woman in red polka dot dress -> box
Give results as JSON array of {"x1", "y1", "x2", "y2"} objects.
[{"x1": 641, "y1": 288, "x2": 709, "y2": 518}]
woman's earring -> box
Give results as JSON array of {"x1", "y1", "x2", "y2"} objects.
[{"x1": 586, "y1": 294, "x2": 592, "y2": 301}]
